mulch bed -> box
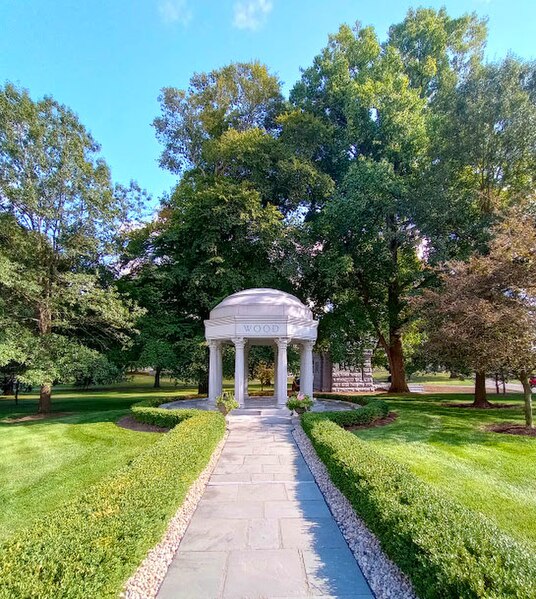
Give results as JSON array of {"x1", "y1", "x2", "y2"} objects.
[
  {"x1": 441, "y1": 402, "x2": 518, "y2": 409},
  {"x1": 485, "y1": 422, "x2": 536, "y2": 437},
  {"x1": 345, "y1": 412, "x2": 398, "y2": 431},
  {"x1": 1, "y1": 412, "x2": 73, "y2": 423},
  {"x1": 116, "y1": 414, "x2": 170, "y2": 433}
]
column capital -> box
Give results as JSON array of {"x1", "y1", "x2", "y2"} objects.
[
  {"x1": 275, "y1": 337, "x2": 290, "y2": 350},
  {"x1": 302, "y1": 340, "x2": 315, "y2": 351},
  {"x1": 232, "y1": 337, "x2": 246, "y2": 349},
  {"x1": 207, "y1": 339, "x2": 220, "y2": 349}
]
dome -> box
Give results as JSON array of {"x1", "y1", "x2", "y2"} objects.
[{"x1": 210, "y1": 288, "x2": 313, "y2": 320}]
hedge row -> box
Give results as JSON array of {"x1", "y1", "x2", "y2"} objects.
[
  {"x1": 308, "y1": 399, "x2": 389, "y2": 428},
  {"x1": 301, "y1": 413, "x2": 536, "y2": 599},
  {"x1": 313, "y1": 392, "x2": 376, "y2": 406},
  {"x1": 0, "y1": 408, "x2": 225, "y2": 599}
]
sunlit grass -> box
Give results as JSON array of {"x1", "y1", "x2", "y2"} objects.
[{"x1": 355, "y1": 393, "x2": 536, "y2": 547}]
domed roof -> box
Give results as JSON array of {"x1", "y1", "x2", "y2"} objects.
[{"x1": 210, "y1": 288, "x2": 313, "y2": 320}]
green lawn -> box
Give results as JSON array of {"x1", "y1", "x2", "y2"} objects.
[
  {"x1": 355, "y1": 393, "x2": 536, "y2": 548},
  {"x1": 373, "y1": 368, "x2": 474, "y2": 386},
  {"x1": 0, "y1": 374, "x2": 198, "y2": 542}
]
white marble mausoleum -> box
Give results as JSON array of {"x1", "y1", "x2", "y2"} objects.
[{"x1": 204, "y1": 288, "x2": 318, "y2": 407}]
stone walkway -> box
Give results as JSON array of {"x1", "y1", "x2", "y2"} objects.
[{"x1": 157, "y1": 411, "x2": 373, "y2": 599}]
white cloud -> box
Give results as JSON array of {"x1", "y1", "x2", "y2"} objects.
[
  {"x1": 158, "y1": 0, "x2": 192, "y2": 25},
  {"x1": 233, "y1": 0, "x2": 273, "y2": 31}
]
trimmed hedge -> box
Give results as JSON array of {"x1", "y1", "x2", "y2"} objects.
[
  {"x1": 309, "y1": 399, "x2": 389, "y2": 428},
  {"x1": 301, "y1": 414, "x2": 536, "y2": 599},
  {"x1": 0, "y1": 408, "x2": 225, "y2": 599},
  {"x1": 314, "y1": 392, "x2": 376, "y2": 406}
]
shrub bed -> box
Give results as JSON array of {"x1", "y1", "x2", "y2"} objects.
[
  {"x1": 314, "y1": 392, "x2": 376, "y2": 406},
  {"x1": 0, "y1": 408, "x2": 225, "y2": 599},
  {"x1": 308, "y1": 399, "x2": 389, "y2": 428},
  {"x1": 301, "y1": 413, "x2": 536, "y2": 599}
]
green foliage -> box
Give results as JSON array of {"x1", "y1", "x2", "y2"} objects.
[
  {"x1": 313, "y1": 392, "x2": 375, "y2": 406},
  {"x1": 0, "y1": 408, "x2": 225, "y2": 598},
  {"x1": 303, "y1": 400, "x2": 388, "y2": 427},
  {"x1": 286, "y1": 394, "x2": 314, "y2": 413},
  {"x1": 302, "y1": 413, "x2": 536, "y2": 599},
  {"x1": 0, "y1": 84, "x2": 142, "y2": 409},
  {"x1": 216, "y1": 392, "x2": 239, "y2": 415},
  {"x1": 154, "y1": 61, "x2": 283, "y2": 173}
]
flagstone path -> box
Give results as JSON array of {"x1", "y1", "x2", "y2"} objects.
[{"x1": 157, "y1": 410, "x2": 373, "y2": 599}]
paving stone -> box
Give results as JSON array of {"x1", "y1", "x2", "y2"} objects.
[
  {"x1": 157, "y1": 411, "x2": 372, "y2": 599},
  {"x1": 237, "y1": 482, "x2": 287, "y2": 501},
  {"x1": 265, "y1": 500, "x2": 331, "y2": 519},
  {"x1": 262, "y1": 461, "x2": 308, "y2": 474},
  {"x1": 302, "y1": 548, "x2": 372, "y2": 597},
  {"x1": 213, "y1": 462, "x2": 263, "y2": 474},
  {"x1": 211, "y1": 473, "x2": 252, "y2": 483},
  {"x1": 251, "y1": 472, "x2": 275, "y2": 482},
  {"x1": 273, "y1": 470, "x2": 314, "y2": 482},
  {"x1": 247, "y1": 518, "x2": 280, "y2": 549},
  {"x1": 284, "y1": 482, "x2": 324, "y2": 501},
  {"x1": 179, "y1": 516, "x2": 248, "y2": 551},
  {"x1": 279, "y1": 517, "x2": 348, "y2": 549},
  {"x1": 194, "y1": 499, "x2": 263, "y2": 519},
  {"x1": 244, "y1": 454, "x2": 280, "y2": 465},
  {"x1": 157, "y1": 551, "x2": 227, "y2": 599},
  {"x1": 223, "y1": 549, "x2": 308, "y2": 598},
  {"x1": 202, "y1": 484, "x2": 239, "y2": 501}
]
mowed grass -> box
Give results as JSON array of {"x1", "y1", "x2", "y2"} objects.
[
  {"x1": 355, "y1": 393, "x2": 536, "y2": 547},
  {"x1": 0, "y1": 374, "x2": 198, "y2": 542}
]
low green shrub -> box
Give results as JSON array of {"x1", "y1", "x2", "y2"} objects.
[
  {"x1": 314, "y1": 392, "x2": 377, "y2": 406},
  {"x1": 0, "y1": 409, "x2": 225, "y2": 599},
  {"x1": 308, "y1": 399, "x2": 389, "y2": 428},
  {"x1": 301, "y1": 414, "x2": 536, "y2": 599}
]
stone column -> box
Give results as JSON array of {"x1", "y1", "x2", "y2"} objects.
[
  {"x1": 215, "y1": 342, "x2": 223, "y2": 397},
  {"x1": 301, "y1": 340, "x2": 315, "y2": 400},
  {"x1": 208, "y1": 340, "x2": 219, "y2": 401},
  {"x1": 299, "y1": 345, "x2": 306, "y2": 391},
  {"x1": 275, "y1": 337, "x2": 289, "y2": 406},
  {"x1": 233, "y1": 337, "x2": 246, "y2": 407},
  {"x1": 243, "y1": 343, "x2": 249, "y2": 400},
  {"x1": 273, "y1": 344, "x2": 279, "y2": 398}
]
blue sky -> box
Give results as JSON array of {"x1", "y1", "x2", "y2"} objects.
[{"x1": 1, "y1": 1, "x2": 534, "y2": 201}]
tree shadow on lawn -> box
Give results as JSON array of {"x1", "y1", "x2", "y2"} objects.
[
  {"x1": 355, "y1": 393, "x2": 529, "y2": 448},
  {"x1": 0, "y1": 407, "x2": 133, "y2": 429}
]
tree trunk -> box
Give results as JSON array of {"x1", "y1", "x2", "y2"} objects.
[
  {"x1": 2, "y1": 376, "x2": 14, "y2": 396},
  {"x1": 153, "y1": 367, "x2": 162, "y2": 389},
  {"x1": 39, "y1": 383, "x2": 52, "y2": 413},
  {"x1": 519, "y1": 370, "x2": 534, "y2": 428},
  {"x1": 387, "y1": 333, "x2": 409, "y2": 393},
  {"x1": 495, "y1": 373, "x2": 500, "y2": 394},
  {"x1": 198, "y1": 374, "x2": 209, "y2": 395},
  {"x1": 472, "y1": 371, "x2": 491, "y2": 407}
]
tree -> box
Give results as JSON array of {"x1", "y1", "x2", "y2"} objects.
[
  {"x1": 418, "y1": 205, "x2": 536, "y2": 419},
  {"x1": 154, "y1": 62, "x2": 284, "y2": 174},
  {"x1": 292, "y1": 19, "x2": 439, "y2": 391},
  {"x1": 0, "y1": 85, "x2": 140, "y2": 412},
  {"x1": 291, "y1": 9, "x2": 535, "y2": 392},
  {"x1": 123, "y1": 173, "x2": 289, "y2": 393}
]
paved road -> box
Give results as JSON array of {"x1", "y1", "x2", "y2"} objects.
[{"x1": 157, "y1": 410, "x2": 373, "y2": 599}]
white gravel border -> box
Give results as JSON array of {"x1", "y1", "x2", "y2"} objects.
[
  {"x1": 293, "y1": 422, "x2": 417, "y2": 599},
  {"x1": 121, "y1": 430, "x2": 229, "y2": 599}
]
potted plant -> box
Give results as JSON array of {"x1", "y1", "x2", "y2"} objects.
[
  {"x1": 216, "y1": 392, "x2": 239, "y2": 416},
  {"x1": 286, "y1": 392, "x2": 313, "y2": 415}
]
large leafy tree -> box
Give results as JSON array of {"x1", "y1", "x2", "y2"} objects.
[
  {"x1": 418, "y1": 204, "x2": 536, "y2": 420},
  {"x1": 292, "y1": 9, "x2": 536, "y2": 391},
  {"x1": 0, "y1": 84, "x2": 140, "y2": 412},
  {"x1": 123, "y1": 173, "x2": 289, "y2": 392}
]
